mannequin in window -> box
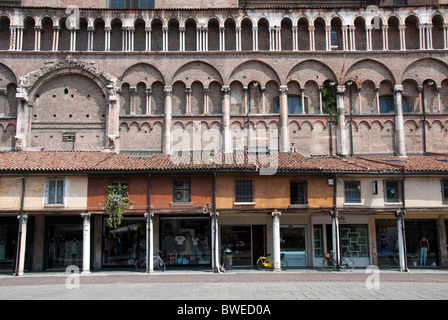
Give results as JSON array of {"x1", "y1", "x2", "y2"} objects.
[
  {"x1": 0, "y1": 241, "x2": 5, "y2": 260},
  {"x1": 174, "y1": 232, "x2": 186, "y2": 261},
  {"x1": 420, "y1": 237, "x2": 429, "y2": 266}
]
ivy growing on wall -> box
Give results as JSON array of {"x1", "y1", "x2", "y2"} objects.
[{"x1": 104, "y1": 184, "x2": 132, "y2": 229}]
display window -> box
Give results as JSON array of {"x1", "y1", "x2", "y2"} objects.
[
  {"x1": 160, "y1": 216, "x2": 211, "y2": 266},
  {"x1": 340, "y1": 224, "x2": 369, "y2": 258},
  {"x1": 376, "y1": 219, "x2": 439, "y2": 267},
  {"x1": 102, "y1": 217, "x2": 146, "y2": 267},
  {"x1": 220, "y1": 225, "x2": 265, "y2": 267},
  {"x1": 280, "y1": 225, "x2": 307, "y2": 266},
  {"x1": 45, "y1": 218, "x2": 83, "y2": 270},
  {"x1": 0, "y1": 219, "x2": 18, "y2": 271}
]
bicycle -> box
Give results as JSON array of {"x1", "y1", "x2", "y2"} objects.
[
  {"x1": 322, "y1": 250, "x2": 354, "y2": 271},
  {"x1": 257, "y1": 253, "x2": 288, "y2": 271},
  {"x1": 135, "y1": 250, "x2": 166, "y2": 272}
]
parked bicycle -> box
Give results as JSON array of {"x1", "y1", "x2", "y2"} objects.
[
  {"x1": 257, "y1": 253, "x2": 288, "y2": 271},
  {"x1": 135, "y1": 250, "x2": 166, "y2": 272},
  {"x1": 322, "y1": 250, "x2": 354, "y2": 271}
]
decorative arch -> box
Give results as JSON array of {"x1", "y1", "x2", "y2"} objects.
[
  {"x1": 344, "y1": 59, "x2": 395, "y2": 86},
  {"x1": 17, "y1": 56, "x2": 117, "y2": 104},
  {"x1": 119, "y1": 63, "x2": 165, "y2": 87},
  {"x1": 288, "y1": 60, "x2": 337, "y2": 86},
  {"x1": 230, "y1": 60, "x2": 280, "y2": 87},
  {"x1": 172, "y1": 61, "x2": 223, "y2": 87},
  {"x1": 401, "y1": 58, "x2": 448, "y2": 85}
]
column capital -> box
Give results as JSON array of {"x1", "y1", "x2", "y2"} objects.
[
  {"x1": 279, "y1": 85, "x2": 288, "y2": 95},
  {"x1": 221, "y1": 86, "x2": 230, "y2": 94},
  {"x1": 144, "y1": 212, "x2": 154, "y2": 219},
  {"x1": 337, "y1": 85, "x2": 346, "y2": 94},
  {"x1": 164, "y1": 86, "x2": 172, "y2": 96},
  {"x1": 393, "y1": 84, "x2": 403, "y2": 93},
  {"x1": 271, "y1": 211, "x2": 281, "y2": 217}
]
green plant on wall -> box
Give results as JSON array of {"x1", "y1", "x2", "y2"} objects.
[
  {"x1": 322, "y1": 84, "x2": 337, "y2": 115},
  {"x1": 104, "y1": 184, "x2": 131, "y2": 229}
]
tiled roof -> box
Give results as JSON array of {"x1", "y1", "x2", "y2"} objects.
[{"x1": 0, "y1": 151, "x2": 448, "y2": 174}]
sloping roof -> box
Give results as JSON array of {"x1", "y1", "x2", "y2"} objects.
[{"x1": 1, "y1": 151, "x2": 448, "y2": 174}]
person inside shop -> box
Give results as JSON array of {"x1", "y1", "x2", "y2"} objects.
[{"x1": 420, "y1": 236, "x2": 429, "y2": 266}]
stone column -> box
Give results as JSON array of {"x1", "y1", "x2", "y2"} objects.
[
  {"x1": 279, "y1": 85, "x2": 289, "y2": 152},
  {"x1": 81, "y1": 213, "x2": 91, "y2": 274},
  {"x1": 271, "y1": 211, "x2": 281, "y2": 271},
  {"x1": 15, "y1": 215, "x2": 28, "y2": 276},
  {"x1": 163, "y1": 86, "x2": 172, "y2": 154},
  {"x1": 107, "y1": 84, "x2": 120, "y2": 152},
  {"x1": 395, "y1": 209, "x2": 408, "y2": 272},
  {"x1": 394, "y1": 85, "x2": 406, "y2": 157},
  {"x1": 336, "y1": 85, "x2": 348, "y2": 157},
  {"x1": 221, "y1": 86, "x2": 232, "y2": 153},
  {"x1": 145, "y1": 212, "x2": 154, "y2": 273}
]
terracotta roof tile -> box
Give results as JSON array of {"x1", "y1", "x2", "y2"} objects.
[{"x1": 0, "y1": 151, "x2": 448, "y2": 174}]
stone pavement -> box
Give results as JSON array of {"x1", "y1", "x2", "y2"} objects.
[{"x1": 0, "y1": 268, "x2": 448, "y2": 301}]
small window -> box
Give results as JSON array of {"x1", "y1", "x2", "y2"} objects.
[
  {"x1": 235, "y1": 180, "x2": 253, "y2": 203},
  {"x1": 331, "y1": 30, "x2": 338, "y2": 48},
  {"x1": 46, "y1": 179, "x2": 64, "y2": 205},
  {"x1": 276, "y1": 96, "x2": 303, "y2": 114},
  {"x1": 379, "y1": 96, "x2": 407, "y2": 114},
  {"x1": 173, "y1": 180, "x2": 191, "y2": 203},
  {"x1": 385, "y1": 180, "x2": 401, "y2": 203},
  {"x1": 442, "y1": 180, "x2": 448, "y2": 202},
  {"x1": 290, "y1": 181, "x2": 308, "y2": 205},
  {"x1": 344, "y1": 181, "x2": 361, "y2": 203}
]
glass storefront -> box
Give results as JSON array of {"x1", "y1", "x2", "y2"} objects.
[
  {"x1": 280, "y1": 225, "x2": 306, "y2": 266},
  {"x1": 313, "y1": 221, "x2": 370, "y2": 267},
  {"x1": 0, "y1": 218, "x2": 18, "y2": 271},
  {"x1": 376, "y1": 219, "x2": 439, "y2": 267},
  {"x1": 220, "y1": 225, "x2": 266, "y2": 267},
  {"x1": 102, "y1": 217, "x2": 145, "y2": 267},
  {"x1": 160, "y1": 216, "x2": 211, "y2": 266},
  {"x1": 46, "y1": 218, "x2": 83, "y2": 270}
]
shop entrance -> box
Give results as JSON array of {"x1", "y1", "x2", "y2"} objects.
[
  {"x1": 44, "y1": 216, "x2": 83, "y2": 270},
  {"x1": 220, "y1": 225, "x2": 266, "y2": 267},
  {"x1": 376, "y1": 219, "x2": 439, "y2": 267},
  {"x1": 160, "y1": 216, "x2": 211, "y2": 266},
  {"x1": 280, "y1": 225, "x2": 307, "y2": 266}
]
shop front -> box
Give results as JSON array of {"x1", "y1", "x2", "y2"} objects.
[
  {"x1": 44, "y1": 216, "x2": 83, "y2": 270},
  {"x1": 160, "y1": 216, "x2": 211, "y2": 266},
  {"x1": 312, "y1": 215, "x2": 371, "y2": 267},
  {"x1": 376, "y1": 218, "x2": 440, "y2": 267},
  {"x1": 102, "y1": 217, "x2": 146, "y2": 268},
  {"x1": 0, "y1": 217, "x2": 18, "y2": 272}
]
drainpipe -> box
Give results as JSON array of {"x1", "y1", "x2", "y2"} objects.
[
  {"x1": 14, "y1": 174, "x2": 26, "y2": 276},
  {"x1": 420, "y1": 80, "x2": 432, "y2": 154},
  {"x1": 329, "y1": 112, "x2": 333, "y2": 156}
]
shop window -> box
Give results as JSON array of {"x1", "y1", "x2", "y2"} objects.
[
  {"x1": 45, "y1": 178, "x2": 65, "y2": 205},
  {"x1": 340, "y1": 225, "x2": 369, "y2": 258},
  {"x1": 102, "y1": 217, "x2": 145, "y2": 267},
  {"x1": 235, "y1": 179, "x2": 253, "y2": 203},
  {"x1": 173, "y1": 180, "x2": 191, "y2": 203},
  {"x1": 442, "y1": 180, "x2": 448, "y2": 202},
  {"x1": 290, "y1": 181, "x2": 308, "y2": 205},
  {"x1": 385, "y1": 180, "x2": 402, "y2": 203},
  {"x1": 46, "y1": 219, "x2": 83, "y2": 270},
  {"x1": 160, "y1": 216, "x2": 211, "y2": 266},
  {"x1": 344, "y1": 181, "x2": 361, "y2": 203}
]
